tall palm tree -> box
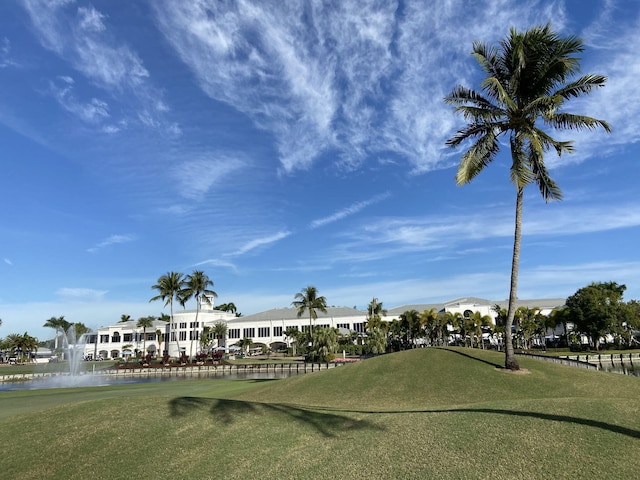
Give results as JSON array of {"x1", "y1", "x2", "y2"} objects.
[
  {"x1": 181, "y1": 270, "x2": 217, "y2": 360},
  {"x1": 216, "y1": 302, "x2": 237, "y2": 314},
  {"x1": 43, "y1": 316, "x2": 71, "y2": 353},
  {"x1": 136, "y1": 316, "x2": 155, "y2": 357},
  {"x1": 213, "y1": 321, "x2": 228, "y2": 349},
  {"x1": 292, "y1": 286, "x2": 328, "y2": 345},
  {"x1": 150, "y1": 272, "x2": 185, "y2": 358},
  {"x1": 445, "y1": 24, "x2": 610, "y2": 369},
  {"x1": 365, "y1": 298, "x2": 387, "y2": 332}
]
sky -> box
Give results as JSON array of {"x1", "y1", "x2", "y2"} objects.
[{"x1": 1, "y1": 0, "x2": 639, "y2": 340}]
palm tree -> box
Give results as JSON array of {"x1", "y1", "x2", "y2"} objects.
[
  {"x1": 292, "y1": 286, "x2": 328, "y2": 345},
  {"x1": 284, "y1": 326, "x2": 301, "y2": 356},
  {"x1": 119, "y1": 314, "x2": 131, "y2": 323},
  {"x1": 213, "y1": 321, "x2": 228, "y2": 349},
  {"x1": 150, "y1": 272, "x2": 185, "y2": 358},
  {"x1": 445, "y1": 24, "x2": 610, "y2": 369},
  {"x1": 399, "y1": 310, "x2": 422, "y2": 348},
  {"x1": 216, "y1": 302, "x2": 237, "y2": 314},
  {"x1": 181, "y1": 270, "x2": 217, "y2": 361},
  {"x1": 155, "y1": 329, "x2": 164, "y2": 357},
  {"x1": 43, "y1": 316, "x2": 71, "y2": 354},
  {"x1": 365, "y1": 298, "x2": 388, "y2": 332},
  {"x1": 136, "y1": 316, "x2": 155, "y2": 357}
]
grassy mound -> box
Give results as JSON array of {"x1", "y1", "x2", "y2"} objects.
[{"x1": 1, "y1": 348, "x2": 639, "y2": 479}]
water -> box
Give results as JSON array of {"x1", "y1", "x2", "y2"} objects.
[{"x1": 0, "y1": 370, "x2": 300, "y2": 391}]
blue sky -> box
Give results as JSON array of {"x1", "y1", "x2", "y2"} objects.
[{"x1": 2, "y1": 0, "x2": 639, "y2": 340}]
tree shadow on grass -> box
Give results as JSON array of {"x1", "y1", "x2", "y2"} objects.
[
  {"x1": 168, "y1": 397, "x2": 383, "y2": 438},
  {"x1": 311, "y1": 405, "x2": 640, "y2": 440},
  {"x1": 438, "y1": 347, "x2": 504, "y2": 368}
]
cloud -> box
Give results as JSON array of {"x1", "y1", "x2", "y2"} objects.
[
  {"x1": 56, "y1": 287, "x2": 108, "y2": 300},
  {"x1": 310, "y1": 192, "x2": 391, "y2": 229},
  {"x1": 152, "y1": 0, "x2": 574, "y2": 174},
  {"x1": 4, "y1": 258, "x2": 12, "y2": 266},
  {"x1": 20, "y1": 0, "x2": 173, "y2": 133},
  {"x1": 87, "y1": 234, "x2": 136, "y2": 253},
  {"x1": 172, "y1": 155, "x2": 247, "y2": 200},
  {"x1": 228, "y1": 230, "x2": 291, "y2": 256}
]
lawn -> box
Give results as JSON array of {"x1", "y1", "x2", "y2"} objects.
[{"x1": 1, "y1": 347, "x2": 638, "y2": 479}]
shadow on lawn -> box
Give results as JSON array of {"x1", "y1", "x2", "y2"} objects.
[
  {"x1": 313, "y1": 405, "x2": 640, "y2": 440},
  {"x1": 438, "y1": 347, "x2": 504, "y2": 368},
  {"x1": 168, "y1": 397, "x2": 383, "y2": 438}
]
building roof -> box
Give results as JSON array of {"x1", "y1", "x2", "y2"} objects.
[
  {"x1": 387, "y1": 297, "x2": 566, "y2": 316},
  {"x1": 230, "y1": 306, "x2": 366, "y2": 324}
]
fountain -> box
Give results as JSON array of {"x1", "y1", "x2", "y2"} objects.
[{"x1": 32, "y1": 327, "x2": 106, "y2": 389}]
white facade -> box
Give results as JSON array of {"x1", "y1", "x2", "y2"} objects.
[{"x1": 83, "y1": 296, "x2": 567, "y2": 359}]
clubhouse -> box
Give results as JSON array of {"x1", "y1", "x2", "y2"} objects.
[{"x1": 82, "y1": 296, "x2": 566, "y2": 360}]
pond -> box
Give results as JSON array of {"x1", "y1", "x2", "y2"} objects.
[{"x1": 0, "y1": 369, "x2": 302, "y2": 392}]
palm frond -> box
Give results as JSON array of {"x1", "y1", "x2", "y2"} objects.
[
  {"x1": 528, "y1": 143, "x2": 563, "y2": 201},
  {"x1": 554, "y1": 74, "x2": 608, "y2": 99},
  {"x1": 455, "y1": 131, "x2": 499, "y2": 185},
  {"x1": 549, "y1": 113, "x2": 611, "y2": 132}
]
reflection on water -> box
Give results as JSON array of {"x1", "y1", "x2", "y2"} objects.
[
  {"x1": 0, "y1": 371, "x2": 300, "y2": 392},
  {"x1": 599, "y1": 363, "x2": 639, "y2": 377}
]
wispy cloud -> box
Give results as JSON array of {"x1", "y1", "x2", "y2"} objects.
[
  {"x1": 324, "y1": 202, "x2": 640, "y2": 265},
  {"x1": 228, "y1": 230, "x2": 291, "y2": 256},
  {"x1": 87, "y1": 234, "x2": 136, "y2": 253},
  {"x1": 20, "y1": 0, "x2": 174, "y2": 134},
  {"x1": 151, "y1": 0, "x2": 577, "y2": 174},
  {"x1": 56, "y1": 287, "x2": 108, "y2": 300},
  {"x1": 310, "y1": 192, "x2": 391, "y2": 229},
  {"x1": 172, "y1": 154, "x2": 247, "y2": 201},
  {"x1": 4, "y1": 258, "x2": 12, "y2": 266}
]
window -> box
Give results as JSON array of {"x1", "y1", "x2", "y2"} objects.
[
  {"x1": 171, "y1": 332, "x2": 176, "y2": 342},
  {"x1": 179, "y1": 331, "x2": 187, "y2": 341},
  {"x1": 319, "y1": 324, "x2": 330, "y2": 329},
  {"x1": 179, "y1": 322, "x2": 187, "y2": 329},
  {"x1": 111, "y1": 333, "x2": 121, "y2": 343},
  {"x1": 285, "y1": 326, "x2": 299, "y2": 332},
  {"x1": 190, "y1": 322, "x2": 199, "y2": 328},
  {"x1": 228, "y1": 328, "x2": 240, "y2": 339},
  {"x1": 189, "y1": 331, "x2": 200, "y2": 340},
  {"x1": 301, "y1": 325, "x2": 311, "y2": 333},
  {"x1": 243, "y1": 328, "x2": 255, "y2": 338},
  {"x1": 337, "y1": 323, "x2": 350, "y2": 330},
  {"x1": 123, "y1": 333, "x2": 132, "y2": 342},
  {"x1": 100, "y1": 335, "x2": 110, "y2": 343},
  {"x1": 353, "y1": 322, "x2": 365, "y2": 333},
  {"x1": 258, "y1": 327, "x2": 270, "y2": 337},
  {"x1": 146, "y1": 333, "x2": 155, "y2": 341},
  {"x1": 273, "y1": 326, "x2": 283, "y2": 337}
]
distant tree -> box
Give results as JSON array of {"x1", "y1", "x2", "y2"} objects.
[
  {"x1": 155, "y1": 329, "x2": 164, "y2": 356},
  {"x1": 181, "y1": 270, "x2": 217, "y2": 360},
  {"x1": 365, "y1": 298, "x2": 387, "y2": 331},
  {"x1": 421, "y1": 309, "x2": 443, "y2": 346},
  {"x1": 284, "y1": 327, "x2": 301, "y2": 356},
  {"x1": 363, "y1": 327, "x2": 387, "y2": 355},
  {"x1": 399, "y1": 310, "x2": 422, "y2": 347},
  {"x1": 213, "y1": 322, "x2": 228, "y2": 349},
  {"x1": 119, "y1": 314, "x2": 131, "y2": 323},
  {"x1": 150, "y1": 272, "x2": 185, "y2": 357},
  {"x1": 445, "y1": 25, "x2": 610, "y2": 369},
  {"x1": 137, "y1": 316, "x2": 155, "y2": 356},
  {"x1": 292, "y1": 286, "x2": 328, "y2": 345},
  {"x1": 237, "y1": 337, "x2": 252, "y2": 355},
  {"x1": 43, "y1": 316, "x2": 71, "y2": 353},
  {"x1": 216, "y1": 302, "x2": 237, "y2": 314},
  {"x1": 566, "y1": 282, "x2": 627, "y2": 350}
]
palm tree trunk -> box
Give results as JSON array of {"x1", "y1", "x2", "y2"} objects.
[{"x1": 504, "y1": 187, "x2": 523, "y2": 370}]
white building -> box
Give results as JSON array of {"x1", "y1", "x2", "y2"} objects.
[{"x1": 83, "y1": 296, "x2": 567, "y2": 360}]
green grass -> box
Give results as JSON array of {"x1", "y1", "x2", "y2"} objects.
[{"x1": 1, "y1": 347, "x2": 639, "y2": 479}]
